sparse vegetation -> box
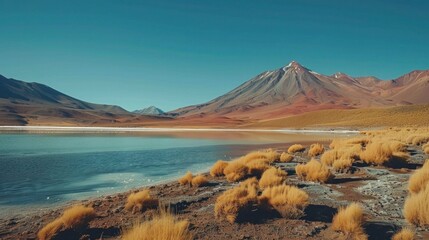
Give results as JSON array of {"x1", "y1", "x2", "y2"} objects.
[
  {"x1": 191, "y1": 175, "x2": 208, "y2": 187},
  {"x1": 408, "y1": 160, "x2": 429, "y2": 194},
  {"x1": 360, "y1": 140, "x2": 409, "y2": 166},
  {"x1": 121, "y1": 210, "x2": 193, "y2": 240},
  {"x1": 391, "y1": 228, "x2": 415, "y2": 240},
  {"x1": 259, "y1": 184, "x2": 309, "y2": 218},
  {"x1": 308, "y1": 143, "x2": 324, "y2": 157},
  {"x1": 423, "y1": 143, "x2": 429, "y2": 154},
  {"x1": 246, "y1": 159, "x2": 270, "y2": 177},
  {"x1": 239, "y1": 149, "x2": 280, "y2": 164},
  {"x1": 259, "y1": 167, "x2": 287, "y2": 189},
  {"x1": 179, "y1": 171, "x2": 193, "y2": 186},
  {"x1": 295, "y1": 159, "x2": 334, "y2": 183},
  {"x1": 38, "y1": 205, "x2": 95, "y2": 240},
  {"x1": 125, "y1": 190, "x2": 159, "y2": 213},
  {"x1": 279, "y1": 152, "x2": 294, "y2": 162},
  {"x1": 210, "y1": 160, "x2": 229, "y2": 177},
  {"x1": 332, "y1": 158, "x2": 354, "y2": 172},
  {"x1": 331, "y1": 203, "x2": 367, "y2": 240},
  {"x1": 288, "y1": 144, "x2": 305, "y2": 154},
  {"x1": 214, "y1": 178, "x2": 259, "y2": 223},
  {"x1": 404, "y1": 182, "x2": 429, "y2": 226}
]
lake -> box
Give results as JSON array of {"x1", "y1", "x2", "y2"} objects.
[{"x1": 0, "y1": 129, "x2": 355, "y2": 216}]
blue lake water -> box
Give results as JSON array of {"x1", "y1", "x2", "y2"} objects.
[{"x1": 0, "y1": 131, "x2": 343, "y2": 216}]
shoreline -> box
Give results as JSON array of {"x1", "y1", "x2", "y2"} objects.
[{"x1": 0, "y1": 125, "x2": 360, "y2": 134}]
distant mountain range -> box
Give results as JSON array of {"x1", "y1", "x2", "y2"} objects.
[
  {"x1": 133, "y1": 106, "x2": 165, "y2": 115},
  {"x1": 171, "y1": 61, "x2": 429, "y2": 119},
  {"x1": 1, "y1": 61, "x2": 428, "y2": 126}
]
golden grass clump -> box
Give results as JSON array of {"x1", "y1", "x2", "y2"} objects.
[
  {"x1": 259, "y1": 167, "x2": 287, "y2": 189},
  {"x1": 408, "y1": 160, "x2": 429, "y2": 194},
  {"x1": 178, "y1": 171, "x2": 193, "y2": 186},
  {"x1": 279, "y1": 152, "x2": 294, "y2": 162},
  {"x1": 288, "y1": 144, "x2": 305, "y2": 154},
  {"x1": 332, "y1": 158, "x2": 354, "y2": 172},
  {"x1": 210, "y1": 160, "x2": 229, "y2": 177},
  {"x1": 360, "y1": 140, "x2": 409, "y2": 166},
  {"x1": 125, "y1": 190, "x2": 159, "y2": 213},
  {"x1": 223, "y1": 161, "x2": 249, "y2": 182},
  {"x1": 406, "y1": 134, "x2": 429, "y2": 146},
  {"x1": 245, "y1": 159, "x2": 270, "y2": 177},
  {"x1": 239, "y1": 149, "x2": 280, "y2": 164},
  {"x1": 404, "y1": 182, "x2": 429, "y2": 226},
  {"x1": 121, "y1": 210, "x2": 192, "y2": 240},
  {"x1": 259, "y1": 184, "x2": 309, "y2": 218},
  {"x1": 331, "y1": 203, "x2": 367, "y2": 240},
  {"x1": 329, "y1": 137, "x2": 369, "y2": 150},
  {"x1": 321, "y1": 146, "x2": 361, "y2": 166},
  {"x1": 295, "y1": 159, "x2": 334, "y2": 183},
  {"x1": 191, "y1": 175, "x2": 209, "y2": 187},
  {"x1": 308, "y1": 143, "x2": 324, "y2": 157},
  {"x1": 38, "y1": 205, "x2": 96, "y2": 240},
  {"x1": 391, "y1": 228, "x2": 415, "y2": 240},
  {"x1": 214, "y1": 178, "x2": 259, "y2": 223}
]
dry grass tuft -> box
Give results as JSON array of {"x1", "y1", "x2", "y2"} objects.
[
  {"x1": 360, "y1": 140, "x2": 409, "y2": 166},
  {"x1": 288, "y1": 144, "x2": 305, "y2": 154},
  {"x1": 214, "y1": 178, "x2": 259, "y2": 223},
  {"x1": 331, "y1": 203, "x2": 367, "y2": 240},
  {"x1": 259, "y1": 184, "x2": 309, "y2": 218},
  {"x1": 191, "y1": 175, "x2": 209, "y2": 187},
  {"x1": 391, "y1": 228, "x2": 415, "y2": 240},
  {"x1": 239, "y1": 149, "x2": 279, "y2": 164},
  {"x1": 121, "y1": 210, "x2": 193, "y2": 240},
  {"x1": 404, "y1": 182, "x2": 429, "y2": 226},
  {"x1": 210, "y1": 160, "x2": 229, "y2": 177},
  {"x1": 332, "y1": 158, "x2": 354, "y2": 172},
  {"x1": 178, "y1": 171, "x2": 193, "y2": 186},
  {"x1": 38, "y1": 205, "x2": 95, "y2": 240},
  {"x1": 245, "y1": 159, "x2": 270, "y2": 177},
  {"x1": 223, "y1": 161, "x2": 249, "y2": 182},
  {"x1": 279, "y1": 152, "x2": 294, "y2": 162},
  {"x1": 308, "y1": 143, "x2": 325, "y2": 157},
  {"x1": 259, "y1": 167, "x2": 287, "y2": 189},
  {"x1": 321, "y1": 146, "x2": 361, "y2": 166},
  {"x1": 408, "y1": 160, "x2": 429, "y2": 194},
  {"x1": 423, "y1": 143, "x2": 429, "y2": 155},
  {"x1": 125, "y1": 190, "x2": 159, "y2": 213},
  {"x1": 295, "y1": 159, "x2": 334, "y2": 183},
  {"x1": 406, "y1": 134, "x2": 429, "y2": 146}
]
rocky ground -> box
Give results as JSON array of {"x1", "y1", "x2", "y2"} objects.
[{"x1": 1, "y1": 145, "x2": 429, "y2": 240}]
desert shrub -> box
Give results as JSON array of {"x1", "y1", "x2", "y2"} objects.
[
  {"x1": 295, "y1": 159, "x2": 334, "y2": 183},
  {"x1": 331, "y1": 203, "x2": 367, "y2": 240},
  {"x1": 210, "y1": 160, "x2": 229, "y2": 177},
  {"x1": 279, "y1": 152, "x2": 294, "y2": 162},
  {"x1": 223, "y1": 161, "x2": 249, "y2": 182},
  {"x1": 121, "y1": 210, "x2": 192, "y2": 240},
  {"x1": 408, "y1": 160, "x2": 429, "y2": 194},
  {"x1": 391, "y1": 228, "x2": 415, "y2": 240},
  {"x1": 259, "y1": 167, "x2": 287, "y2": 189},
  {"x1": 259, "y1": 184, "x2": 309, "y2": 218},
  {"x1": 214, "y1": 178, "x2": 259, "y2": 223},
  {"x1": 288, "y1": 144, "x2": 305, "y2": 154},
  {"x1": 240, "y1": 177, "x2": 259, "y2": 189},
  {"x1": 125, "y1": 190, "x2": 159, "y2": 213},
  {"x1": 245, "y1": 159, "x2": 270, "y2": 177},
  {"x1": 332, "y1": 158, "x2": 354, "y2": 172},
  {"x1": 178, "y1": 171, "x2": 193, "y2": 186},
  {"x1": 404, "y1": 182, "x2": 429, "y2": 226},
  {"x1": 308, "y1": 143, "x2": 324, "y2": 157},
  {"x1": 191, "y1": 175, "x2": 208, "y2": 187},
  {"x1": 38, "y1": 205, "x2": 96, "y2": 240},
  {"x1": 329, "y1": 137, "x2": 369, "y2": 149},
  {"x1": 321, "y1": 147, "x2": 361, "y2": 166},
  {"x1": 360, "y1": 141, "x2": 409, "y2": 166}
]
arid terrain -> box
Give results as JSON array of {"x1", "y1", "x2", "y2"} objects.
[{"x1": 2, "y1": 127, "x2": 429, "y2": 240}]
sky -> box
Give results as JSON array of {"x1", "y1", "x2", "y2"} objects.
[{"x1": 1, "y1": 0, "x2": 428, "y2": 111}]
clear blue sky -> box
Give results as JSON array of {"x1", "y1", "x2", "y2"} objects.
[{"x1": 1, "y1": 0, "x2": 428, "y2": 111}]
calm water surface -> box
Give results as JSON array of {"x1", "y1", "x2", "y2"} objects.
[{"x1": 0, "y1": 131, "x2": 347, "y2": 216}]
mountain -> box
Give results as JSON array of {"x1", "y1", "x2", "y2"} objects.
[
  {"x1": 170, "y1": 61, "x2": 429, "y2": 119},
  {"x1": 0, "y1": 75, "x2": 168, "y2": 126},
  {"x1": 133, "y1": 106, "x2": 165, "y2": 115}
]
